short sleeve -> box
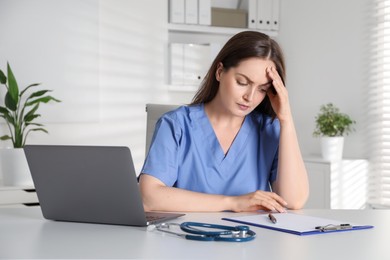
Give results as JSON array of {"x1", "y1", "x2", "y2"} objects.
[{"x1": 141, "y1": 114, "x2": 182, "y2": 186}]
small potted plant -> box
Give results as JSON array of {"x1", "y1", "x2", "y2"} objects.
[
  {"x1": 313, "y1": 103, "x2": 356, "y2": 161},
  {"x1": 0, "y1": 62, "x2": 60, "y2": 186}
]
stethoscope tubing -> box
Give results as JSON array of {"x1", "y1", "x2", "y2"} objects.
[
  {"x1": 152, "y1": 221, "x2": 256, "y2": 242},
  {"x1": 180, "y1": 221, "x2": 241, "y2": 236}
]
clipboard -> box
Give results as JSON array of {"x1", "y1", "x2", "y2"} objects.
[{"x1": 222, "y1": 213, "x2": 374, "y2": 236}]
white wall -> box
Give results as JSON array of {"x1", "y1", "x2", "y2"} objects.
[
  {"x1": 277, "y1": 0, "x2": 370, "y2": 159},
  {"x1": 0, "y1": 0, "x2": 190, "y2": 174},
  {"x1": 0, "y1": 0, "x2": 370, "y2": 175}
]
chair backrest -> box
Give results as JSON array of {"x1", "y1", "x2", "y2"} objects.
[{"x1": 145, "y1": 103, "x2": 180, "y2": 156}]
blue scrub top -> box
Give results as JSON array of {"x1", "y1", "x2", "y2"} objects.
[{"x1": 141, "y1": 104, "x2": 280, "y2": 196}]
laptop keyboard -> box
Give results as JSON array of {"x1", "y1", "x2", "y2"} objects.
[{"x1": 145, "y1": 214, "x2": 165, "y2": 222}]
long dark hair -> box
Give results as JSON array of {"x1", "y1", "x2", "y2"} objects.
[{"x1": 191, "y1": 31, "x2": 286, "y2": 118}]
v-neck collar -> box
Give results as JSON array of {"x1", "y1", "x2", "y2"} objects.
[{"x1": 192, "y1": 104, "x2": 253, "y2": 165}]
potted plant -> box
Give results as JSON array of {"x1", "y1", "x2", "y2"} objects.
[
  {"x1": 0, "y1": 62, "x2": 60, "y2": 186},
  {"x1": 313, "y1": 103, "x2": 356, "y2": 161}
]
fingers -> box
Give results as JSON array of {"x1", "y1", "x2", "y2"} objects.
[
  {"x1": 266, "y1": 67, "x2": 292, "y2": 123},
  {"x1": 266, "y1": 66, "x2": 289, "y2": 103},
  {"x1": 266, "y1": 67, "x2": 284, "y2": 94}
]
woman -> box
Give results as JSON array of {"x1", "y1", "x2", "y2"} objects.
[{"x1": 139, "y1": 31, "x2": 309, "y2": 212}]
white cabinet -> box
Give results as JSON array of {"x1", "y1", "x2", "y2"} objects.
[
  {"x1": 304, "y1": 157, "x2": 369, "y2": 209},
  {"x1": 0, "y1": 186, "x2": 39, "y2": 207}
]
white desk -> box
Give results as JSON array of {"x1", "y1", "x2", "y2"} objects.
[{"x1": 0, "y1": 208, "x2": 388, "y2": 260}]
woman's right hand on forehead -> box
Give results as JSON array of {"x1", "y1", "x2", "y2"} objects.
[{"x1": 266, "y1": 67, "x2": 292, "y2": 123}]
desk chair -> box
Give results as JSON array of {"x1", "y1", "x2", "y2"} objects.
[{"x1": 145, "y1": 104, "x2": 180, "y2": 156}]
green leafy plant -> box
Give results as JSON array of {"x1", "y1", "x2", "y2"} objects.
[
  {"x1": 313, "y1": 103, "x2": 356, "y2": 137},
  {"x1": 0, "y1": 62, "x2": 60, "y2": 148}
]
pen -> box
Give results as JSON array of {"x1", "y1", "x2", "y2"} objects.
[{"x1": 268, "y1": 213, "x2": 277, "y2": 224}]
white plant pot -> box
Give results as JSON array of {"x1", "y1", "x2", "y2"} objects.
[
  {"x1": 320, "y1": 137, "x2": 344, "y2": 161},
  {"x1": 0, "y1": 148, "x2": 33, "y2": 187}
]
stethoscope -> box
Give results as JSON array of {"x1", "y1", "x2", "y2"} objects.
[{"x1": 147, "y1": 221, "x2": 256, "y2": 242}]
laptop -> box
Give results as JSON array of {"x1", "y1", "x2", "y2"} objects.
[{"x1": 24, "y1": 145, "x2": 184, "y2": 226}]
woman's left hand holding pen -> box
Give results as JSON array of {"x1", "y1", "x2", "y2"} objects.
[{"x1": 228, "y1": 190, "x2": 287, "y2": 213}]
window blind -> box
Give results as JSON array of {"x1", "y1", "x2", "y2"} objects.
[{"x1": 368, "y1": 0, "x2": 390, "y2": 208}]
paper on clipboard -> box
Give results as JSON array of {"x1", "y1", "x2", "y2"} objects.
[{"x1": 222, "y1": 213, "x2": 374, "y2": 236}]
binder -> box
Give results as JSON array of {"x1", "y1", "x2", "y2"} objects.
[
  {"x1": 169, "y1": 43, "x2": 211, "y2": 86},
  {"x1": 185, "y1": 0, "x2": 198, "y2": 24},
  {"x1": 183, "y1": 43, "x2": 210, "y2": 86},
  {"x1": 222, "y1": 212, "x2": 374, "y2": 236},
  {"x1": 248, "y1": 0, "x2": 257, "y2": 29},
  {"x1": 169, "y1": 0, "x2": 185, "y2": 24},
  {"x1": 271, "y1": 0, "x2": 280, "y2": 31},
  {"x1": 257, "y1": 0, "x2": 272, "y2": 30},
  {"x1": 198, "y1": 0, "x2": 211, "y2": 26}
]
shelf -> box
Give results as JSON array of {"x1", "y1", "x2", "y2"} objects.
[{"x1": 168, "y1": 23, "x2": 278, "y2": 37}]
